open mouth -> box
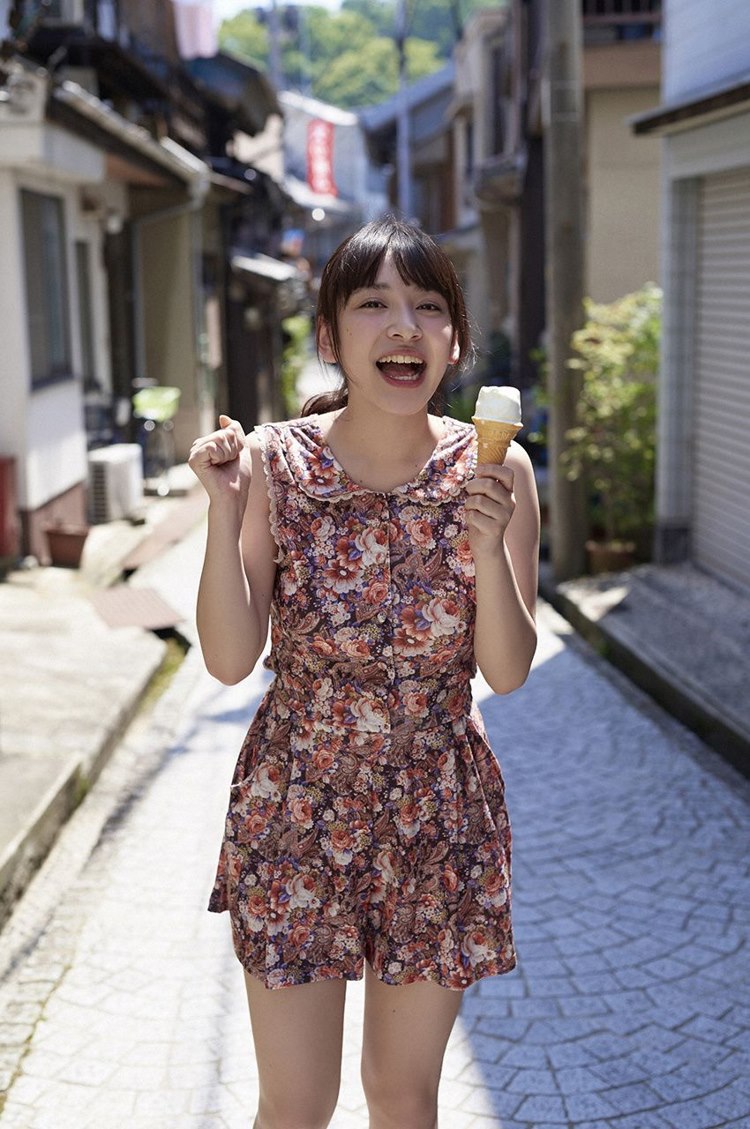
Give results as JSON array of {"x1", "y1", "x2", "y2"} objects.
[{"x1": 376, "y1": 354, "x2": 427, "y2": 384}]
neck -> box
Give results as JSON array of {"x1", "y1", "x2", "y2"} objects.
[
  {"x1": 335, "y1": 401, "x2": 438, "y2": 457},
  {"x1": 322, "y1": 402, "x2": 445, "y2": 493}
]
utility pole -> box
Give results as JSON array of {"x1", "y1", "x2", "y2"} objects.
[
  {"x1": 267, "y1": 0, "x2": 283, "y2": 92},
  {"x1": 395, "y1": 0, "x2": 411, "y2": 218},
  {"x1": 542, "y1": 0, "x2": 587, "y2": 579}
]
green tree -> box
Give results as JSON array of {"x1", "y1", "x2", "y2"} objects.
[
  {"x1": 217, "y1": 1, "x2": 503, "y2": 108},
  {"x1": 314, "y1": 35, "x2": 441, "y2": 108},
  {"x1": 219, "y1": 9, "x2": 268, "y2": 68},
  {"x1": 304, "y1": 7, "x2": 377, "y2": 63},
  {"x1": 342, "y1": 0, "x2": 507, "y2": 56},
  {"x1": 340, "y1": 0, "x2": 394, "y2": 37},
  {"x1": 562, "y1": 284, "x2": 661, "y2": 549}
]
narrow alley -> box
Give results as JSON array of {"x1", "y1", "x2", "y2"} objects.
[{"x1": 0, "y1": 519, "x2": 748, "y2": 1129}]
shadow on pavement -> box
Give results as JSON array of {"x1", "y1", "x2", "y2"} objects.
[{"x1": 462, "y1": 624, "x2": 750, "y2": 1129}]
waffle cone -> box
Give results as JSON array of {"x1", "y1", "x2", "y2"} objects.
[{"x1": 472, "y1": 418, "x2": 521, "y2": 464}]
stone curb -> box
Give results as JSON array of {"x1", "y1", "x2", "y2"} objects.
[
  {"x1": 539, "y1": 571, "x2": 750, "y2": 779},
  {"x1": 0, "y1": 640, "x2": 168, "y2": 932},
  {"x1": 0, "y1": 482, "x2": 206, "y2": 932}
]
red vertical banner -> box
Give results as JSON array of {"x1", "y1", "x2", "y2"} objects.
[{"x1": 306, "y1": 119, "x2": 337, "y2": 197}]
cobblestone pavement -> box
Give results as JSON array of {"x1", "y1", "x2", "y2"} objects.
[{"x1": 1, "y1": 601, "x2": 749, "y2": 1129}]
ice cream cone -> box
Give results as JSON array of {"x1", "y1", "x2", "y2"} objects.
[{"x1": 471, "y1": 418, "x2": 521, "y2": 464}]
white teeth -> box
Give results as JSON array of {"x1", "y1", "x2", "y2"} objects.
[{"x1": 379, "y1": 354, "x2": 424, "y2": 365}]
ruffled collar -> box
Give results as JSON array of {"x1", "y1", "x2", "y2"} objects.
[{"x1": 267, "y1": 415, "x2": 476, "y2": 504}]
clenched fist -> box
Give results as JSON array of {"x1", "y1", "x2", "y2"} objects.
[{"x1": 188, "y1": 415, "x2": 252, "y2": 516}]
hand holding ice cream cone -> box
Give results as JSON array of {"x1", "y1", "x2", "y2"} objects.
[{"x1": 472, "y1": 386, "x2": 522, "y2": 464}]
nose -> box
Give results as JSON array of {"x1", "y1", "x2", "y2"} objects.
[{"x1": 387, "y1": 305, "x2": 422, "y2": 340}]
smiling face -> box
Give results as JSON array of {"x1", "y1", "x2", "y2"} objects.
[{"x1": 318, "y1": 253, "x2": 461, "y2": 417}]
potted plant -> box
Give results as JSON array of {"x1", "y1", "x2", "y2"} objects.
[
  {"x1": 44, "y1": 520, "x2": 90, "y2": 568},
  {"x1": 562, "y1": 284, "x2": 661, "y2": 574}
]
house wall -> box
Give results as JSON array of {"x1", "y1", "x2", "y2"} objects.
[
  {"x1": 656, "y1": 108, "x2": 750, "y2": 564},
  {"x1": 663, "y1": 0, "x2": 750, "y2": 101},
  {"x1": 0, "y1": 150, "x2": 104, "y2": 555},
  {"x1": 652, "y1": 0, "x2": 750, "y2": 583},
  {"x1": 0, "y1": 171, "x2": 29, "y2": 477},
  {"x1": 137, "y1": 206, "x2": 205, "y2": 458},
  {"x1": 279, "y1": 92, "x2": 370, "y2": 211},
  {"x1": 16, "y1": 171, "x2": 89, "y2": 521},
  {"x1": 586, "y1": 86, "x2": 662, "y2": 300},
  {"x1": 447, "y1": 8, "x2": 510, "y2": 366}
]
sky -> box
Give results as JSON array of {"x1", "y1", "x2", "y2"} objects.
[{"x1": 212, "y1": 0, "x2": 343, "y2": 26}]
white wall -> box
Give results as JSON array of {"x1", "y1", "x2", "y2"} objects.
[
  {"x1": 26, "y1": 383, "x2": 87, "y2": 510},
  {"x1": 586, "y1": 87, "x2": 662, "y2": 300},
  {"x1": 0, "y1": 168, "x2": 90, "y2": 507},
  {"x1": 279, "y1": 91, "x2": 375, "y2": 208},
  {"x1": 664, "y1": 0, "x2": 750, "y2": 100},
  {"x1": 0, "y1": 171, "x2": 30, "y2": 474}
]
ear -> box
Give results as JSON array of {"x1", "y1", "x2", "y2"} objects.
[
  {"x1": 449, "y1": 334, "x2": 461, "y2": 365},
  {"x1": 317, "y1": 321, "x2": 337, "y2": 364}
]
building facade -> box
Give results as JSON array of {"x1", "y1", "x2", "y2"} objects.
[
  {"x1": 634, "y1": 0, "x2": 750, "y2": 591},
  {"x1": 0, "y1": 3, "x2": 291, "y2": 562}
]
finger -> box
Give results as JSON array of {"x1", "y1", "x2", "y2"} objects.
[
  {"x1": 465, "y1": 477, "x2": 514, "y2": 502},
  {"x1": 218, "y1": 414, "x2": 246, "y2": 441},
  {"x1": 472, "y1": 464, "x2": 514, "y2": 487},
  {"x1": 191, "y1": 435, "x2": 237, "y2": 468},
  {"x1": 465, "y1": 502, "x2": 514, "y2": 532}
]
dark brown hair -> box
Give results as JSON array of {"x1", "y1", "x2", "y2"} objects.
[{"x1": 303, "y1": 215, "x2": 473, "y2": 416}]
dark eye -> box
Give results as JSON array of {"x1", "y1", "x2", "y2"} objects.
[{"x1": 360, "y1": 298, "x2": 384, "y2": 308}]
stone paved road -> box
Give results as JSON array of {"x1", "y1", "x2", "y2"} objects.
[{"x1": 1, "y1": 601, "x2": 749, "y2": 1129}]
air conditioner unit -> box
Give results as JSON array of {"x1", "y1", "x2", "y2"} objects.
[{"x1": 87, "y1": 444, "x2": 143, "y2": 524}]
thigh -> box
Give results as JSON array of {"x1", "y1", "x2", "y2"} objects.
[
  {"x1": 360, "y1": 963, "x2": 463, "y2": 1122},
  {"x1": 244, "y1": 971, "x2": 347, "y2": 1121}
]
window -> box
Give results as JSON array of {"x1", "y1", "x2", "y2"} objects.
[{"x1": 21, "y1": 190, "x2": 73, "y2": 388}]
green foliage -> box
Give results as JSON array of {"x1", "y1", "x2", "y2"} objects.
[
  {"x1": 280, "y1": 315, "x2": 313, "y2": 416},
  {"x1": 220, "y1": 10, "x2": 268, "y2": 67},
  {"x1": 314, "y1": 36, "x2": 441, "y2": 108},
  {"x1": 217, "y1": 1, "x2": 505, "y2": 108},
  {"x1": 562, "y1": 284, "x2": 661, "y2": 547},
  {"x1": 340, "y1": 0, "x2": 393, "y2": 36},
  {"x1": 343, "y1": 0, "x2": 507, "y2": 54},
  {"x1": 445, "y1": 387, "x2": 475, "y2": 424}
]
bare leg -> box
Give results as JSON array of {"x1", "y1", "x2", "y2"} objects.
[
  {"x1": 244, "y1": 970, "x2": 347, "y2": 1129},
  {"x1": 360, "y1": 963, "x2": 463, "y2": 1129}
]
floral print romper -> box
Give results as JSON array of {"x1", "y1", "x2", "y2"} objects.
[{"x1": 208, "y1": 415, "x2": 516, "y2": 990}]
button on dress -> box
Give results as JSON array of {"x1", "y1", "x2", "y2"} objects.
[{"x1": 208, "y1": 415, "x2": 516, "y2": 990}]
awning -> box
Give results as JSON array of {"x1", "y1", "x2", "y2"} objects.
[
  {"x1": 231, "y1": 253, "x2": 300, "y2": 283},
  {"x1": 51, "y1": 80, "x2": 211, "y2": 196},
  {"x1": 186, "y1": 51, "x2": 280, "y2": 136},
  {"x1": 631, "y1": 72, "x2": 750, "y2": 135}
]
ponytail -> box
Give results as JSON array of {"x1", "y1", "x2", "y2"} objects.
[{"x1": 301, "y1": 385, "x2": 348, "y2": 417}]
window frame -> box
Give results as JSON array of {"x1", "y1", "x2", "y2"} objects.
[{"x1": 20, "y1": 188, "x2": 74, "y2": 391}]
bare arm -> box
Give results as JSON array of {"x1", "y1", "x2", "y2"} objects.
[
  {"x1": 190, "y1": 418, "x2": 277, "y2": 684},
  {"x1": 464, "y1": 442, "x2": 540, "y2": 694}
]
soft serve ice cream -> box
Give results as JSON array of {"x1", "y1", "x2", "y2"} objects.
[{"x1": 472, "y1": 386, "x2": 522, "y2": 464}]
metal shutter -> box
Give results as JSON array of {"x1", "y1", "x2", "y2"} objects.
[{"x1": 693, "y1": 168, "x2": 750, "y2": 590}]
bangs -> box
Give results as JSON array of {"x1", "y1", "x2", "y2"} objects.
[{"x1": 334, "y1": 222, "x2": 457, "y2": 307}]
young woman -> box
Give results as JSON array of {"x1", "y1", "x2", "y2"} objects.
[{"x1": 189, "y1": 216, "x2": 540, "y2": 1129}]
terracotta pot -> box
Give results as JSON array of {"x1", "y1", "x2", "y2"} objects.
[
  {"x1": 585, "y1": 539, "x2": 636, "y2": 575},
  {"x1": 44, "y1": 524, "x2": 90, "y2": 568}
]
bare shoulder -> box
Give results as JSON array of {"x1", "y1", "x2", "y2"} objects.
[{"x1": 506, "y1": 440, "x2": 536, "y2": 480}]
